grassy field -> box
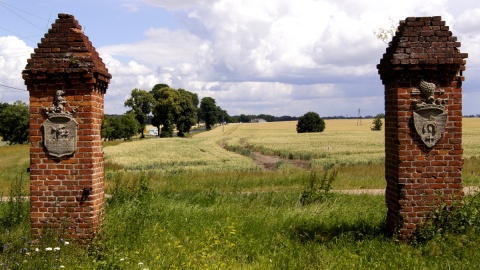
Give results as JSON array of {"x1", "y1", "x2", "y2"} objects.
[
  {"x1": 1, "y1": 118, "x2": 480, "y2": 269},
  {"x1": 2, "y1": 118, "x2": 479, "y2": 193},
  {"x1": 103, "y1": 118, "x2": 480, "y2": 190}
]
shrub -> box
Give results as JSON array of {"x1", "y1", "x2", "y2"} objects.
[
  {"x1": 413, "y1": 193, "x2": 480, "y2": 243},
  {"x1": 371, "y1": 114, "x2": 383, "y2": 131},
  {"x1": 296, "y1": 111, "x2": 325, "y2": 133},
  {"x1": 300, "y1": 164, "x2": 338, "y2": 205}
]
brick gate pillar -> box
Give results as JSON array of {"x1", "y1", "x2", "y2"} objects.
[
  {"x1": 22, "y1": 14, "x2": 111, "y2": 242},
  {"x1": 377, "y1": 17, "x2": 467, "y2": 240}
]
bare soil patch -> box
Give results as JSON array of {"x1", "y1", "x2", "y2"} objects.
[{"x1": 251, "y1": 152, "x2": 309, "y2": 170}]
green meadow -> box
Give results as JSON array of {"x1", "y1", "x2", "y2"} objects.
[{"x1": 1, "y1": 119, "x2": 480, "y2": 269}]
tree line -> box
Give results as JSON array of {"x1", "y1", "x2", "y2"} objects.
[
  {"x1": 0, "y1": 89, "x2": 386, "y2": 144},
  {"x1": 102, "y1": 84, "x2": 228, "y2": 140},
  {"x1": 230, "y1": 114, "x2": 298, "y2": 123}
]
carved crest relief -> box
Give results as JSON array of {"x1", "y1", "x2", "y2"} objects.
[
  {"x1": 42, "y1": 90, "x2": 78, "y2": 158},
  {"x1": 412, "y1": 80, "x2": 447, "y2": 148}
]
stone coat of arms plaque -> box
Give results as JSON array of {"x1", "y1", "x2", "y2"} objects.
[
  {"x1": 412, "y1": 80, "x2": 447, "y2": 148},
  {"x1": 42, "y1": 90, "x2": 78, "y2": 158}
]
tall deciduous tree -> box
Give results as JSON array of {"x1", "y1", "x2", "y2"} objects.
[
  {"x1": 296, "y1": 111, "x2": 325, "y2": 133},
  {"x1": 124, "y1": 89, "x2": 155, "y2": 138},
  {"x1": 153, "y1": 87, "x2": 181, "y2": 137},
  {"x1": 150, "y1": 84, "x2": 170, "y2": 135},
  {"x1": 199, "y1": 97, "x2": 218, "y2": 130},
  {"x1": 0, "y1": 101, "x2": 30, "y2": 144},
  {"x1": 121, "y1": 112, "x2": 141, "y2": 139},
  {"x1": 176, "y1": 89, "x2": 198, "y2": 137},
  {"x1": 101, "y1": 113, "x2": 140, "y2": 141},
  {"x1": 216, "y1": 107, "x2": 228, "y2": 124}
]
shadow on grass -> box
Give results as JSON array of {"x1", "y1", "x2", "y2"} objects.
[{"x1": 290, "y1": 219, "x2": 387, "y2": 244}]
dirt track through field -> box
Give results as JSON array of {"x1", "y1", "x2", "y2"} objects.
[
  {"x1": 249, "y1": 152, "x2": 480, "y2": 196},
  {"x1": 2, "y1": 153, "x2": 478, "y2": 202},
  {"x1": 2, "y1": 187, "x2": 479, "y2": 202},
  {"x1": 251, "y1": 152, "x2": 310, "y2": 170}
]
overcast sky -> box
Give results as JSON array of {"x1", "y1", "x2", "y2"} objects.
[{"x1": 1, "y1": 0, "x2": 480, "y2": 117}]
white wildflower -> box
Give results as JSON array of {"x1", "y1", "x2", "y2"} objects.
[
  {"x1": 54, "y1": 247, "x2": 60, "y2": 251},
  {"x1": 45, "y1": 247, "x2": 53, "y2": 251},
  {"x1": 34, "y1": 248, "x2": 40, "y2": 252},
  {"x1": 64, "y1": 241, "x2": 70, "y2": 245}
]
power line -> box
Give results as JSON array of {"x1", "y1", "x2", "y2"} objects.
[
  {"x1": 0, "y1": 51, "x2": 32, "y2": 58},
  {"x1": 0, "y1": 83, "x2": 27, "y2": 91},
  {"x1": 0, "y1": 36, "x2": 38, "y2": 43},
  {"x1": 0, "y1": 1, "x2": 48, "y2": 32},
  {"x1": 0, "y1": 1, "x2": 50, "y2": 45},
  {"x1": 0, "y1": 25, "x2": 40, "y2": 44},
  {"x1": 0, "y1": 1, "x2": 49, "y2": 22}
]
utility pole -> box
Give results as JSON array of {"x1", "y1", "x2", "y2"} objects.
[{"x1": 357, "y1": 108, "x2": 362, "y2": 126}]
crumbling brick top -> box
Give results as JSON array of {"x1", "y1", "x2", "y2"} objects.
[
  {"x1": 378, "y1": 16, "x2": 467, "y2": 83},
  {"x1": 22, "y1": 14, "x2": 111, "y2": 81}
]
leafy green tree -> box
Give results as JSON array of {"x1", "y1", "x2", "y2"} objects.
[
  {"x1": 121, "y1": 112, "x2": 141, "y2": 139},
  {"x1": 150, "y1": 84, "x2": 169, "y2": 135},
  {"x1": 101, "y1": 116, "x2": 116, "y2": 140},
  {"x1": 296, "y1": 111, "x2": 325, "y2": 133},
  {"x1": 257, "y1": 114, "x2": 276, "y2": 122},
  {"x1": 102, "y1": 113, "x2": 140, "y2": 140},
  {"x1": 199, "y1": 97, "x2": 218, "y2": 130},
  {"x1": 152, "y1": 87, "x2": 181, "y2": 137},
  {"x1": 0, "y1": 102, "x2": 8, "y2": 113},
  {"x1": 124, "y1": 89, "x2": 155, "y2": 138},
  {"x1": 216, "y1": 107, "x2": 229, "y2": 124},
  {"x1": 151, "y1": 84, "x2": 170, "y2": 97},
  {"x1": 237, "y1": 114, "x2": 253, "y2": 123},
  {"x1": 0, "y1": 101, "x2": 29, "y2": 144},
  {"x1": 189, "y1": 91, "x2": 200, "y2": 126},
  {"x1": 371, "y1": 114, "x2": 384, "y2": 131},
  {"x1": 176, "y1": 89, "x2": 198, "y2": 137}
]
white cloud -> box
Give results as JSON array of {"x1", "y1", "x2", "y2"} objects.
[
  {"x1": 0, "y1": 36, "x2": 31, "y2": 103},
  {"x1": 136, "y1": 0, "x2": 204, "y2": 10},
  {"x1": 103, "y1": 0, "x2": 479, "y2": 116},
  {"x1": 2, "y1": 0, "x2": 479, "y2": 117},
  {"x1": 99, "y1": 28, "x2": 204, "y2": 67},
  {"x1": 101, "y1": 54, "x2": 164, "y2": 113},
  {"x1": 456, "y1": 9, "x2": 480, "y2": 35}
]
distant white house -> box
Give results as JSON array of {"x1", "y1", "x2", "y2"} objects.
[
  {"x1": 149, "y1": 129, "x2": 158, "y2": 136},
  {"x1": 251, "y1": 118, "x2": 267, "y2": 123}
]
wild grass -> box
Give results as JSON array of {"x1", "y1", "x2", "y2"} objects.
[
  {"x1": 2, "y1": 171, "x2": 480, "y2": 269},
  {"x1": 1, "y1": 119, "x2": 480, "y2": 268},
  {"x1": 0, "y1": 144, "x2": 29, "y2": 195}
]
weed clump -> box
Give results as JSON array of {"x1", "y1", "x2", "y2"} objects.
[
  {"x1": 300, "y1": 164, "x2": 338, "y2": 205},
  {"x1": 0, "y1": 174, "x2": 28, "y2": 229},
  {"x1": 414, "y1": 192, "x2": 480, "y2": 243}
]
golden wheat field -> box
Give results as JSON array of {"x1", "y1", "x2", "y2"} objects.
[
  {"x1": 103, "y1": 118, "x2": 480, "y2": 174},
  {"x1": 216, "y1": 120, "x2": 385, "y2": 166}
]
